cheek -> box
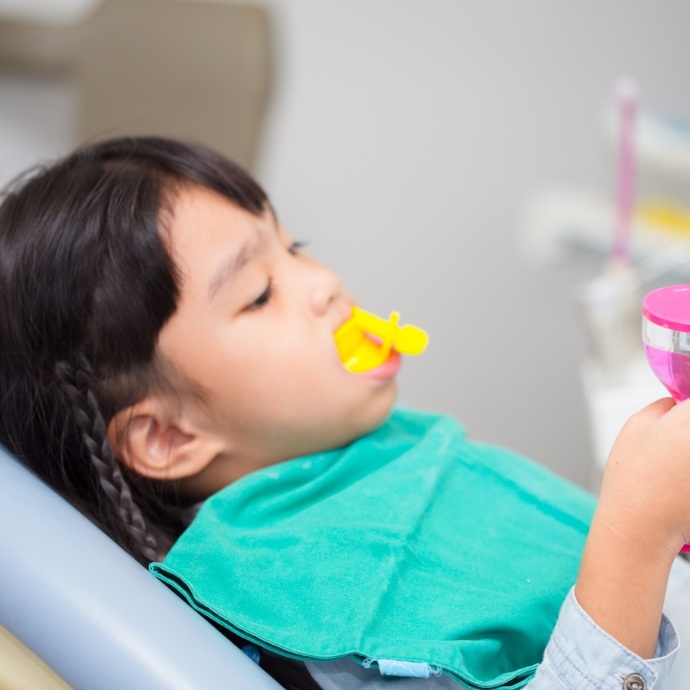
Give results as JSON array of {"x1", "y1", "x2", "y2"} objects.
[
  {"x1": 240, "y1": 353, "x2": 336, "y2": 421},
  {"x1": 242, "y1": 323, "x2": 335, "y2": 377},
  {"x1": 194, "y1": 321, "x2": 341, "y2": 415}
]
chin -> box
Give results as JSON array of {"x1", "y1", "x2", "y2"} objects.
[{"x1": 355, "y1": 382, "x2": 398, "y2": 438}]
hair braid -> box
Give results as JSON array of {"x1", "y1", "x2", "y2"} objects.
[{"x1": 55, "y1": 355, "x2": 160, "y2": 564}]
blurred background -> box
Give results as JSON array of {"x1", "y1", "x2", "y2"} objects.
[{"x1": 3, "y1": 0, "x2": 690, "y2": 490}]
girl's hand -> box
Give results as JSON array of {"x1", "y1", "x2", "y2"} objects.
[
  {"x1": 575, "y1": 397, "x2": 690, "y2": 659},
  {"x1": 597, "y1": 396, "x2": 690, "y2": 557}
]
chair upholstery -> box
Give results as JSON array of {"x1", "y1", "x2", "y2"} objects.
[{"x1": 0, "y1": 446, "x2": 282, "y2": 689}]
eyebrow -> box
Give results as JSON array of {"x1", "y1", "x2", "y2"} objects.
[{"x1": 207, "y1": 238, "x2": 257, "y2": 303}]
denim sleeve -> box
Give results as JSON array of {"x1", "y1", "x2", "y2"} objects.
[{"x1": 528, "y1": 587, "x2": 679, "y2": 690}]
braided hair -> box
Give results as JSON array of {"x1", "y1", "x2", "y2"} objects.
[{"x1": 54, "y1": 354, "x2": 159, "y2": 563}]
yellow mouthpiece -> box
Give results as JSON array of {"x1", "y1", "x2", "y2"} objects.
[{"x1": 334, "y1": 307, "x2": 429, "y2": 373}]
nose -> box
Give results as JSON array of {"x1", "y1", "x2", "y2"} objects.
[{"x1": 305, "y1": 257, "x2": 347, "y2": 317}]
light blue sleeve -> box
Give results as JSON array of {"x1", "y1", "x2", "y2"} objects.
[{"x1": 528, "y1": 587, "x2": 679, "y2": 690}]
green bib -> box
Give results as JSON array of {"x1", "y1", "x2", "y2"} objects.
[{"x1": 151, "y1": 409, "x2": 595, "y2": 689}]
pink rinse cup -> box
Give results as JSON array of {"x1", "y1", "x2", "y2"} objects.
[
  {"x1": 642, "y1": 284, "x2": 690, "y2": 554},
  {"x1": 642, "y1": 285, "x2": 690, "y2": 403}
]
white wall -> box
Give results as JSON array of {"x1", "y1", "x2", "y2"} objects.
[
  {"x1": 0, "y1": 74, "x2": 76, "y2": 187},
  {"x1": 0, "y1": 0, "x2": 98, "y2": 23},
  {"x1": 251, "y1": 0, "x2": 690, "y2": 486}
]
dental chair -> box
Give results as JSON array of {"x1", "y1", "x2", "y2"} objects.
[{"x1": 0, "y1": 445, "x2": 282, "y2": 690}]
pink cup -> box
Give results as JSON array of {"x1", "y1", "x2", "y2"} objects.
[
  {"x1": 642, "y1": 284, "x2": 690, "y2": 553},
  {"x1": 642, "y1": 285, "x2": 690, "y2": 403}
]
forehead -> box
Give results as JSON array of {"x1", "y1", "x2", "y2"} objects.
[
  {"x1": 164, "y1": 184, "x2": 274, "y2": 299},
  {"x1": 166, "y1": 184, "x2": 270, "y2": 245}
]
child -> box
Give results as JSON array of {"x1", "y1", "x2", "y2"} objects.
[{"x1": 0, "y1": 136, "x2": 688, "y2": 690}]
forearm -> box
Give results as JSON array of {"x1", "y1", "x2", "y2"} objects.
[
  {"x1": 571, "y1": 397, "x2": 690, "y2": 661},
  {"x1": 575, "y1": 512, "x2": 676, "y2": 659}
]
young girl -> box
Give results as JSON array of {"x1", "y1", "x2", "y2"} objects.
[{"x1": 0, "y1": 136, "x2": 688, "y2": 690}]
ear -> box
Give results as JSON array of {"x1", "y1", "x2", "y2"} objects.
[{"x1": 107, "y1": 397, "x2": 224, "y2": 481}]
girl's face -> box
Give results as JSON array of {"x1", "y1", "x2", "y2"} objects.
[{"x1": 156, "y1": 184, "x2": 398, "y2": 494}]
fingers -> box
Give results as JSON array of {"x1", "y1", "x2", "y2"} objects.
[
  {"x1": 621, "y1": 397, "x2": 675, "y2": 432},
  {"x1": 618, "y1": 396, "x2": 690, "y2": 456}
]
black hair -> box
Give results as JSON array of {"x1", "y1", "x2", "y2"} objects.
[{"x1": 0, "y1": 136, "x2": 320, "y2": 690}]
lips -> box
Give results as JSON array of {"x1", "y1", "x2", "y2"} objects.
[{"x1": 358, "y1": 349, "x2": 401, "y2": 380}]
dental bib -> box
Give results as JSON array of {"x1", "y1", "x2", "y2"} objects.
[{"x1": 151, "y1": 410, "x2": 594, "y2": 689}]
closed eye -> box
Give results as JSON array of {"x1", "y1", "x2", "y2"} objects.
[
  {"x1": 288, "y1": 241, "x2": 307, "y2": 256},
  {"x1": 246, "y1": 280, "x2": 273, "y2": 311},
  {"x1": 245, "y1": 241, "x2": 305, "y2": 311}
]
